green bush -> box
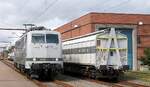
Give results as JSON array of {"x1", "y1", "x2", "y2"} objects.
[{"x1": 140, "y1": 48, "x2": 150, "y2": 69}]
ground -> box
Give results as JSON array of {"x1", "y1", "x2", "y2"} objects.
[
  {"x1": 1, "y1": 59, "x2": 150, "y2": 87},
  {"x1": 0, "y1": 61, "x2": 38, "y2": 87},
  {"x1": 124, "y1": 71, "x2": 150, "y2": 82}
]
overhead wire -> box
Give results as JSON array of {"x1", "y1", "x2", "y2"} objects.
[
  {"x1": 0, "y1": 0, "x2": 31, "y2": 27},
  {"x1": 0, "y1": 20, "x2": 17, "y2": 27},
  {"x1": 18, "y1": 0, "x2": 31, "y2": 12},
  {"x1": 28, "y1": 0, "x2": 59, "y2": 23},
  {"x1": 103, "y1": 0, "x2": 130, "y2": 12}
]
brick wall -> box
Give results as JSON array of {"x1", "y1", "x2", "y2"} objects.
[
  {"x1": 137, "y1": 25, "x2": 150, "y2": 58},
  {"x1": 56, "y1": 13, "x2": 92, "y2": 40},
  {"x1": 90, "y1": 13, "x2": 150, "y2": 24},
  {"x1": 55, "y1": 12, "x2": 150, "y2": 59}
]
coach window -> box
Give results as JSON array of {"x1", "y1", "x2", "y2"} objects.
[
  {"x1": 15, "y1": 41, "x2": 20, "y2": 49},
  {"x1": 32, "y1": 34, "x2": 45, "y2": 43},
  {"x1": 97, "y1": 40, "x2": 101, "y2": 46},
  {"x1": 24, "y1": 35, "x2": 27, "y2": 43},
  {"x1": 46, "y1": 34, "x2": 59, "y2": 43},
  {"x1": 110, "y1": 51, "x2": 113, "y2": 56},
  {"x1": 20, "y1": 38, "x2": 24, "y2": 48}
]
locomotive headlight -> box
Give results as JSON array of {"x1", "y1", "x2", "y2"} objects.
[
  {"x1": 56, "y1": 58, "x2": 58, "y2": 61},
  {"x1": 33, "y1": 58, "x2": 36, "y2": 61}
]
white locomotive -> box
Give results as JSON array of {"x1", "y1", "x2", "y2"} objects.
[
  {"x1": 14, "y1": 27, "x2": 63, "y2": 79},
  {"x1": 63, "y1": 28, "x2": 129, "y2": 79}
]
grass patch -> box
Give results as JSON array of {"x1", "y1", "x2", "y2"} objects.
[{"x1": 124, "y1": 71, "x2": 150, "y2": 82}]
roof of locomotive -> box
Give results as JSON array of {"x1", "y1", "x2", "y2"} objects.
[{"x1": 15, "y1": 26, "x2": 60, "y2": 43}]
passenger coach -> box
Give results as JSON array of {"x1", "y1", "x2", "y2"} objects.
[{"x1": 63, "y1": 28, "x2": 129, "y2": 79}]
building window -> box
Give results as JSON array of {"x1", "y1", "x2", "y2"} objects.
[{"x1": 96, "y1": 27, "x2": 108, "y2": 31}]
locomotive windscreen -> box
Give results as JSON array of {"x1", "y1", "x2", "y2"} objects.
[
  {"x1": 32, "y1": 34, "x2": 59, "y2": 43},
  {"x1": 32, "y1": 34, "x2": 45, "y2": 43},
  {"x1": 46, "y1": 34, "x2": 58, "y2": 43}
]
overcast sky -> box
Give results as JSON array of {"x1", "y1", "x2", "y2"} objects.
[{"x1": 0, "y1": 0, "x2": 150, "y2": 47}]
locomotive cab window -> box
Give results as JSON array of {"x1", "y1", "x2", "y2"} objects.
[
  {"x1": 46, "y1": 34, "x2": 59, "y2": 43},
  {"x1": 32, "y1": 34, "x2": 45, "y2": 43}
]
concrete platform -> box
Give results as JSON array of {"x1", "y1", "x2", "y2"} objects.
[{"x1": 0, "y1": 61, "x2": 38, "y2": 87}]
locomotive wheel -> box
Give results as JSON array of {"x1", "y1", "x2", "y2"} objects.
[
  {"x1": 89, "y1": 70, "x2": 97, "y2": 79},
  {"x1": 39, "y1": 70, "x2": 56, "y2": 80},
  {"x1": 49, "y1": 73, "x2": 55, "y2": 81}
]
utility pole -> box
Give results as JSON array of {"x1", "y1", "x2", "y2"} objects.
[{"x1": 23, "y1": 24, "x2": 36, "y2": 29}]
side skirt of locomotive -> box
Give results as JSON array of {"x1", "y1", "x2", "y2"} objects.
[{"x1": 64, "y1": 62, "x2": 129, "y2": 80}]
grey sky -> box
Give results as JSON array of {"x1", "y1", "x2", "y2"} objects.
[{"x1": 0, "y1": 0, "x2": 150, "y2": 46}]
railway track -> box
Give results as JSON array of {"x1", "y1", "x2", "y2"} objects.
[
  {"x1": 86, "y1": 78, "x2": 150, "y2": 87},
  {"x1": 1, "y1": 59, "x2": 150, "y2": 87},
  {"x1": 85, "y1": 78, "x2": 113, "y2": 86},
  {"x1": 53, "y1": 80, "x2": 73, "y2": 87},
  {"x1": 67, "y1": 73, "x2": 150, "y2": 87},
  {"x1": 88, "y1": 77, "x2": 150, "y2": 87},
  {"x1": 116, "y1": 81, "x2": 150, "y2": 87},
  {"x1": 1, "y1": 59, "x2": 73, "y2": 87}
]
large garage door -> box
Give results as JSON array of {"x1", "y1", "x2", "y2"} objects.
[{"x1": 116, "y1": 28, "x2": 133, "y2": 69}]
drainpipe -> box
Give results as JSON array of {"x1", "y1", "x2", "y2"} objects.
[{"x1": 137, "y1": 21, "x2": 143, "y2": 71}]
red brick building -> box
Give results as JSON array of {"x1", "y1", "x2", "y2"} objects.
[{"x1": 55, "y1": 12, "x2": 150, "y2": 70}]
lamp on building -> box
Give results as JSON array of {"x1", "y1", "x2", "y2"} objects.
[
  {"x1": 138, "y1": 21, "x2": 143, "y2": 25},
  {"x1": 74, "y1": 25, "x2": 79, "y2": 28}
]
